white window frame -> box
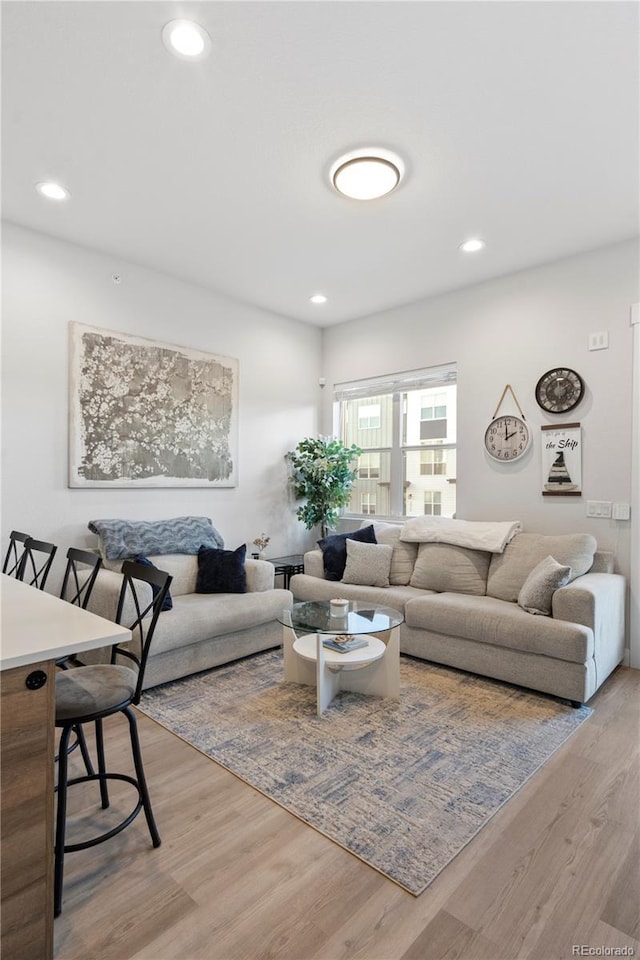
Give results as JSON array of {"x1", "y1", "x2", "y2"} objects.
[{"x1": 334, "y1": 363, "x2": 457, "y2": 519}]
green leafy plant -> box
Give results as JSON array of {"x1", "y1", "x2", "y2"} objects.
[{"x1": 287, "y1": 436, "x2": 363, "y2": 537}]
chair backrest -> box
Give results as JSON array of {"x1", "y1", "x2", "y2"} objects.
[
  {"x1": 113, "y1": 559, "x2": 173, "y2": 704},
  {"x1": 2, "y1": 530, "x2": 32, "y2": 578},
  {"x1": 19, "y1": 538, "x2": 58, "y2": 590},
  {"x1": 59, "y1": 548, "x2": 103, "y2": 608}
]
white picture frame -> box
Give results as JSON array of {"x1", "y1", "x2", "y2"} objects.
[
  {"x1": 541, "y1": 423, "x2": 582, "y2": 497},
  {"x1": 69, "y1": 322, "x2": 238, "y2": 487}
]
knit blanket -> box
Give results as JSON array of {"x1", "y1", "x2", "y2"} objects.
[
  {"x1": 399, "y1": 517, "x2": 522, "y2": 554},
  {"x1": 88, "y1": 516, "x2": 224, "y2": 560}
]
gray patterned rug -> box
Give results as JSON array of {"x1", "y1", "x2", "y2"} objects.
[{"x1": 138, "y1": 650, "x2": 591, "y2": 895}]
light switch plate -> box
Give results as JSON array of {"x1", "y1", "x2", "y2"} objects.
[
  {"x1": 586, "y1": 500, "x2": 612, "y2": 518},
  {"x1": 588, "y1": 331, "x2": 609, "y2": 351}
]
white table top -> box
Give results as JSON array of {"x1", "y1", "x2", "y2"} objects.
[{"x1": 0, "y1": 574, "x2": 131, "y2": 671}]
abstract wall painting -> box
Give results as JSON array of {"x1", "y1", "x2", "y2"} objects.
[{"x1": 69, "y1": 323, "x2": 238, "y2": 487}]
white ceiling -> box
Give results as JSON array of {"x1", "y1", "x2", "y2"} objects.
[{"x1": 2, "y1": 1, "x2": 639, "y2": 327}]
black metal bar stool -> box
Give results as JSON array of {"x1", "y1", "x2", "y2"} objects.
[
  {"x1": 19, "y1": 537, "x2": 58, "y2": 589},
  {"x1": 2, "y1": 530, "x2": 32, "y2": 578},
  {"x1": 56, "y1": 548, "x2": 104, "y2": 774},
  {"x1": 53, "y1": 559, "x2": 172, "y2": 917}
]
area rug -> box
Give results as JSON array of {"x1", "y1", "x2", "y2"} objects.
[{"x1": 138, "y1": 650, "x2": 592, "y2": 895}]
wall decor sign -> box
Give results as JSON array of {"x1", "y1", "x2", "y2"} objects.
[
  {"x1": 69, "y1": 323, "x2": 238, "y2": 487},
  {"x1": 541, "y1": 423, "x2": 581, "y2": 496}
]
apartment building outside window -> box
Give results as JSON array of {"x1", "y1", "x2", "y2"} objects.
[{"x1": 334, "y1": 363, "x2": 456, "y2": 520}]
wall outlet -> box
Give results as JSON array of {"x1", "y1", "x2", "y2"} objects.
[
  {"x1": 588, "y1": 331, "x2": 609, "y2": 351},
  {"x1": 586, "y1": 500, "x2": 612, "y2": 518},
  {"x1": 612, "y1": 502, "x2": 630, "y2": 520}
]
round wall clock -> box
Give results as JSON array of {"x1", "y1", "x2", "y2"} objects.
[
  {"x1": 535, "y1": 367, "x2": 584, "y2": 414},
  {"x1": 484, "y1": 415, "x2": 531, "y2": 462}
]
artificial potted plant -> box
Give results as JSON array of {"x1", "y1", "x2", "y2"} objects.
[{"x1": 287, "y1": 436, "x2": 362, "y2": 538}]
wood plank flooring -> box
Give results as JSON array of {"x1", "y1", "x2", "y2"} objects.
[{"x1": 53, "y1": 666, "x2": 639, "y2": 960}]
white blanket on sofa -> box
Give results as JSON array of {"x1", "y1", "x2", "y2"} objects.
[{"x1": 399, "y1": 517, "x2": 522, "y2": 553}]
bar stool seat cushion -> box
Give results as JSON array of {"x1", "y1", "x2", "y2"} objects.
[{"x1": 56, "y1": 665, "x2": 138, "y2": 721}]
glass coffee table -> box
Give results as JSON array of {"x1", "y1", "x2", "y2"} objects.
[{"x1": 278, "y1": 600, "x2": 404, "y2": 716}]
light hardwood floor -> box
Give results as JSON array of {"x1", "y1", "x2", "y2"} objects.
[{"x1": 54, "y1": 666, "x2": 639, "y2": 960}]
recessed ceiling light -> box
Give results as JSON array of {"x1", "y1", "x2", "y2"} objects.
[
  {"x1": 36, "y1": 181, "x2": 70, "y2": 201},
  {"x1": 162, "y1": 20, "x2": 211, "y2": 60},
  {"x1": 331, "y1": 150, "x2": 403, "y2": 200},
  {"x1": 459, "y1": 238, "x2": 486, "y2": 253},
  {"x1": 310, "y1": 294, "x2": 328, "y2": 304}
]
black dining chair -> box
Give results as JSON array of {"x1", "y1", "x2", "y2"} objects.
[
  {"x1": 53, "y1": 559, "x2": 172, "y2": 917},
  {"x1": 18, "y1": 537, "x2": 58, "y2": 590},
  {"x1": 2, "y1": 530, "x2": 32, "y2": 578}
]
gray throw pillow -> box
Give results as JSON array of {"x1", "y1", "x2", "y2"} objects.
[
  {"x1": 342, "y1": 539, "x2": 393, "y2": 588},
  {"x1": 517, "y1": 555, "x2": 572, "y2": 616}
]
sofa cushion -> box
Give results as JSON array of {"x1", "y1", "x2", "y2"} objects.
[
  {"x1": 196, "y1": 544, "x2": 247, "y2": 594},
  {"x1": 409, "y1": 542, "x2": 491, "y2": 595},
  {"x1": 103, "y1": 553, "x2": 198, "y2": 598},
  {"x1": 290, "y1": 572, "x2": 427, "y2": 615},
  {"x1": 517, "y1": 555, "x2": 572, "y2": 616},
  {"x1": 148, "y1": 590, "x2": 291, "y2": 656},
  {"x1": 342, "y1": 539, "x2": 393, "y2": 588},
  {"x1": 405, "y1": 593, "x2": 593, "y2": 664},
  {"x1": 317, "y1": 525, "x2": 376, "y2": 581},
  {"x1": 360, "y1": 521, "x2": 419, "y2": 586},
  {"x1": 486, "y1": 533, "x2": 596, "y2": 602}
]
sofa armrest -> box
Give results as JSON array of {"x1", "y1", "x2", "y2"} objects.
[
  {"x1": 553, "y1": 572, "x2": 626, "y2": 673},
  {"x1": 304, "y1": 549, "x2": 325, "y2": 579},
  {"x1": 245, "y1": 559, "x2": 274, "y2": 592}
]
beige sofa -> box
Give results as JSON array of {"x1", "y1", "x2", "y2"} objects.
[
  {"x1": 85, "y1": 554, "x2": 292, "y2": 689},
  {"x1": 289, "y1": 521, "x2": 626, "y2": 706}
]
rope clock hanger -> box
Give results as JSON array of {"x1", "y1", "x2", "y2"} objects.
[{"x1": 484, "y1": 384, "x2": 531, "y2": 462}]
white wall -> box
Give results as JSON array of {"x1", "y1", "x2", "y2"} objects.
[
  {"x1": 1, "y1": 223, "x2": 323, "y2": 589},
  {"x1": 322, "y1": 240, "x2": 639, "y2": 602}
]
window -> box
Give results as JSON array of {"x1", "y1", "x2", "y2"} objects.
[
  {"x1": 361, "y1": 493, "x2": 376, "y2": 515},
  {"x1": 420, "y1": 449, "x2": 446, "y2": 475},
  {"x1": 420, "y1": 391, "x2": 447, "y2": 440},
  {"x1": 358, "y1": 453, "x2": 381, "y2": 479},
  {"x1": 424, "y1": 491, "x2": 442, "y2": 516},
  {"x1": 335, "y1": 363, "x2": 456, "y2": 520},
  {"x1": 357, "y1": 404, "x2": 381, "y2": 430}
]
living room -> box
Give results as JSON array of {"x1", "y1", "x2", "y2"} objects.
[{"x1": 2, "y1": 2, "x2": 639, "y2": 958}]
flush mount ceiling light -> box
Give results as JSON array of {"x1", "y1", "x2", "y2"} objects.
[
  {"x1": 331, "y1": 150, "x2": 403, "y2": 200},
  {"x1": 309, "y1": 294, "x2": 328, "y2": 304},
  {"x1": 36, "y1": 181, "x2": 70, "y2": 201},
  {"x1": 162, "y1": 20, "x2": 211, "y2": 60},
  {"x1": 459, "y1": 237, "x2": 486, "y2": 253}
]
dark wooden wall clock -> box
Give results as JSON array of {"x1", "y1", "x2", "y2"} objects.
[{"x1": 535, "y1": 368, "x2": 584, "y2": 414}]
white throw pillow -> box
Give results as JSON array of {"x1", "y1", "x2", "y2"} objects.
[
  {"x1": 361, "y1": 520, "x2": 418, "y2": 585},
  {"x1": 342, "y1": 539, "x2": 393, "y2": 588},
  {"x1": 517, "y1": 555, "x2": 572, "y2": 616}
]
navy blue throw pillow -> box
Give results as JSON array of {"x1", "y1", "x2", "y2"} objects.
[
  {"x1": 196, "y1": 544, "x2": 247, "y2": 594},
  {"x1": 317, "y1": 525, "x2": 377, "y2": 581},
  {"x1": 132, "y1": 555, "x2": 173, "y2": 611}
]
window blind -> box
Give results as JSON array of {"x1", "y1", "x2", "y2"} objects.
[{"x1": 333, "y1": 362, "x2": 457, "y2": 402}]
